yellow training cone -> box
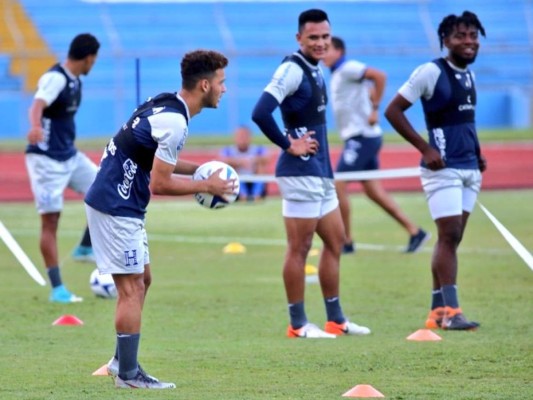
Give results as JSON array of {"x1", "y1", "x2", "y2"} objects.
[
  {"x1": 305, "y1": 264, "x2": 318, "y2": 274},
  {"x1": 223, "y1": 242, "x2": 246, "y2": 254}
]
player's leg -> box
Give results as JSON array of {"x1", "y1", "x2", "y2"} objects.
[
  {"x1": 25, "y1": 154, "x2": 81, "y2": 302},
  {"x1": 422, "y1": 169, "x2": 479, "y2": 330},
  {"x1": 316, "y1": 185, "x2": 370, "y2": 336},
  {"x1": 362, "y1": 179, "x2": 430, "y2": 252},
  {"x1": 335, "y1": 179, "x2": 355, "y2": 253},
  {"x1": 69, "y1": 152, "x2": 98, "y2": 262}
]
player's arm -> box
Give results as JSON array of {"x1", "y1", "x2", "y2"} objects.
[
  {"x1": 363, "y1": 67, "x2": 386, "y2": 125},
  {"x1": 27, "y1": 71, "x2": 65, "y2": 144},
  {"x1": 385, "y1": 94, "x2": 443, "y2": 170},
  {"x1": 27, "y1": 99, "x2": 47, "y2": 144},
  {"x1": 173, "y1": 159, "x2": 198, "y2": 175}
]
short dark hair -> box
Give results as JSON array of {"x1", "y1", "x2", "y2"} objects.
[
  {"x1": 331, "y1": 36, "x2": 346, "y2": 53},
  {"x1": 438, "y1": 11, "x2": 486, "y2": 50},
  {"x1": 68, "y1": 33, "x2": 100, "y2": 60},
  {"x1": 298, "y1": 9, "x2": 329, "y2": 32},
  {"x1": 181, "y1": 50, "x2": 229, "y2": 90}
]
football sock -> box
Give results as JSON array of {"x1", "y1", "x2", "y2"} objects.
[
  {"x1": 80, "y1": 226, "x2": 92, "y2": 247},
  {"x1": 431, "y1": 288, "x2": 445, "y2": 309},
  {"x1": 324, "y1": 296, "x2": 345, "y2": 324},
  {"x1": 47, "y1": 266, "x2": 62, "y2": 288},
  {"x1": 288, "y1": 302, "x2": 307, "y2": 329},
  {"x1": 117, "y1": 333, "x2": 140, "y2": 380},
  {"x1": 441, "y1": 284, "x2": 460, "y2": 309}
]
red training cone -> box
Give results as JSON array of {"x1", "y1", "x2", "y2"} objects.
[
  {"x1": 52, "y1": 314, "x2": 84, "y2": 326},
  {"x1": 92, "y1": 364, "x2": 110, "y2": 376},
  {"x1": 342, "y1": 384, "x2": 385, "y2": 398},
  {"x1": 406, "y1": 329, "x2": 442, "y2": 341}
]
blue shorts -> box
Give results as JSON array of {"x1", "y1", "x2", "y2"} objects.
[{"x1": 336, "y1": 136, "x2": 382, "y2": 173}]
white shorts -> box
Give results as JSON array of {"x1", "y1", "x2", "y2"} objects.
[
  {"x1": 420, "y1": 167, "x2": 482, "y2": 220},
  {"x1": 85, "y1": 205, "x2": 149, "y2": 274},
  {"x1": 25, "y1": 152, "x2": 97, "y2": 214},
  {"x1": 278, "y1": 176, "x2": 339, "y2": 218}
]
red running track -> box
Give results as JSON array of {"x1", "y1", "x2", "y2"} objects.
[{"x1": 1, "y1": 142, "x2": 532, "y2": 202}]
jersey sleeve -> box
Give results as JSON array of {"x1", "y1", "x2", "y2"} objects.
[
  {"x1": 149, "y1": 112, "x2": 188, "y2": 166},
  {"x1": 342, "y1": 60, "x2": 367, "y2": 82},
  {"x1": 264, "y1": 61, "x2": 304, "y2": 103},
  {"x1": 34, "y1": 71, "x2": 67, "y2": 105},
  {"x1": 398, "y1": 62, "x2": 441, "y2": 103}
]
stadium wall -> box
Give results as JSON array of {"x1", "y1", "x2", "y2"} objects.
[{"x1": 0, "y1": 0, "x2": 531, "y2": 138}]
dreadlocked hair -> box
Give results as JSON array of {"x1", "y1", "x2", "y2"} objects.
[{"x1": 437, "y1": 11, "x2": 486, "y2": 50}]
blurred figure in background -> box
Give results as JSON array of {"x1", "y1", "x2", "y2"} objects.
[
  {"x1": 220, "y1": 125, "x2": 269, "y2": 202},
  {"x1": 323, "y1": 36, "x2": 430, "y2": 254},
  {"x1": 25, "y1": 33, "x2": 100, "y2": 303},
  {"x1": 385, "y1": 11, "x2": 486, "y2": 330}
]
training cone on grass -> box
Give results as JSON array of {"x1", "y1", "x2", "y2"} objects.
[
  {"x1": 223, "y1": 242, "x2": 246, "y2": 254},
  {"x1": 406, "y1": 329, "x2": 442, "y2": 341},
  {"x1": 309, "y1": 248, "x2": 320, "y2": 257},
  {"x1": 304, "y1": 264, "x2": 319, "y2": 284},
  {"x1": 342, "y1": 384, "x2": 385, "y2": 398},
  {"x1": 92, "y1": 364, "x2": 110, "y2": 376},
  {"x1": 52, "y1": 314, "x2": 84, "y2": 326}
]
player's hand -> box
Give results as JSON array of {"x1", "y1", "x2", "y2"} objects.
[
  {"x1": 478, "y1": 154, "x2": 487, "y2": 172},
  {"x1": 286, "y1": 131, "x2": 319, "y2": 157},
  {"x1": 422, "y1": 146, "x2": 446, "y2": 170},
  {"x1": 27, "y1": 126, "x2": 44, "y2": 145},
  {"x1": 205, "y1": 168, "x2": 237, "y2": 198},
  {"x1": 368, "y1": 109, "x2": 379, "y2": 126}
]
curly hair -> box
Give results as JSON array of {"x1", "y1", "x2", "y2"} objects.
[
  {"x1": 438, "y1": 11, "x2": 486, "y2": 50},
  {"x1": 181, "y1": 50, "x2": 228, "y2": 90}
]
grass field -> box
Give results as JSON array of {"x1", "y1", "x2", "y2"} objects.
[{"x1": 0, "y1": 191, "x2": 532, "y2": 399}]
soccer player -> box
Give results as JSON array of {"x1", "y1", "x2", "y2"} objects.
[
  {"x1": 323, "y1": 36, "x2": 430, "y2": 254},
  {"x1": 25, "y1": 33, "x2": 100, "y2": 303},
  {"x1": 85, "y1": 50, "x2": 233, "y2": 388},
  {"x1": 220, "y1": 125, "x2": 269, "y2": 202},
  {"x1": 385, "y1": 11, "x2": 486, "y2": 330},
  {"x1": 252, "y1": 9, "x2": 370, "y2": 338}
]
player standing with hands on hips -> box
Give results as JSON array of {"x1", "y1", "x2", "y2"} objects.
[
  {"x1": 322, "y1": 36, "x2": 430, "y2": 255},
  {"x1": 385, "y1": 11, "x2": 486, "y2": 330},
  {"x1": 85, "y1": 50, "x2": 234, "y2": 389},
  {"x1": 252, "y1": 9, "x2": 370, "y2": 339},
  {"x1": 25, "y1": 33, "x2": 100, "y2": 303}
]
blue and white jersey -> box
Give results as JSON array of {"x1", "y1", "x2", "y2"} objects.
[
  {"x1": 398, "y1": 57, "x2": 480, "y2": 169},
  {"x1": 329, "y1": 57, "x2": 382, "y2": 140},
  {"x1": 85, "y1": 93, "x2": 189, "y2": 219},
  {"x1": 264, "y1": 51, "x2": 333, "y2": 178},
  {"x1": 25, "y1": 63, "x2": 81, "y2": 161}
]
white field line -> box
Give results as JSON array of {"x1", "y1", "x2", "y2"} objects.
[{"x1": 6, "y1": 229, "x2": 518, "y2": 256}]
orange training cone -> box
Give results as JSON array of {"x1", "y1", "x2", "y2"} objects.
[
  {"x1": 92, "y1": 364, "x2": 110, "y2": 376},
  {"x1": 342, "y1": 384, "x2": 385, "y2": 398},
  {"x1": 406, "y1": 328, "x2": 442, "y2": 341},
  {"x1": 52, "y1": 314, "x2": 84, "y2": 326}
]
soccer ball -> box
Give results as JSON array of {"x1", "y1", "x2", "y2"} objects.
[
  {"x1": 192, "y1": 161, "x2": 240, "y2": 209},
  {"x1": 89, "y1": 268, "x2": 117, "y2": 299}
]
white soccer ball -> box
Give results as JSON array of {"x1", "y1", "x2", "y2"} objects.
[
  {"x1": 192, "y1": 161, "x2": 240, "y2": 209},
  {"x1": 89, "y1": 268, "x2": 117, "y2": 299}
]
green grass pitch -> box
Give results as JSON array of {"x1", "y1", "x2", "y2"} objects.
[{"x1": 0, "y1": 190, "x2": 531, "y2": 399}]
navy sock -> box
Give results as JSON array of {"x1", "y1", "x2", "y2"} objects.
[
  {"x1": 431, "y1": 289, "x2": 445, "y2": 309},
  {"x1": 117, "y1": 333, "x2": 140, "y2": 380},
  {"x1": 47, "y1": 266, "x2": 62, "y2": 288},
  {"x1": 80, "y1": 226, "x2": 92, "y2": 247},
  {"x1": 324, "y1": 296, "x2": 345, "y2": 324},
  {"x1": 288, "y1": 302, "x2": 307, "y2": 329},
  {"x1": 441, "y1": 285, "x2": 459, "y2": 309},
  {"x1": 114, "y1": 342, "x2": 118, "y2": 360}
]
